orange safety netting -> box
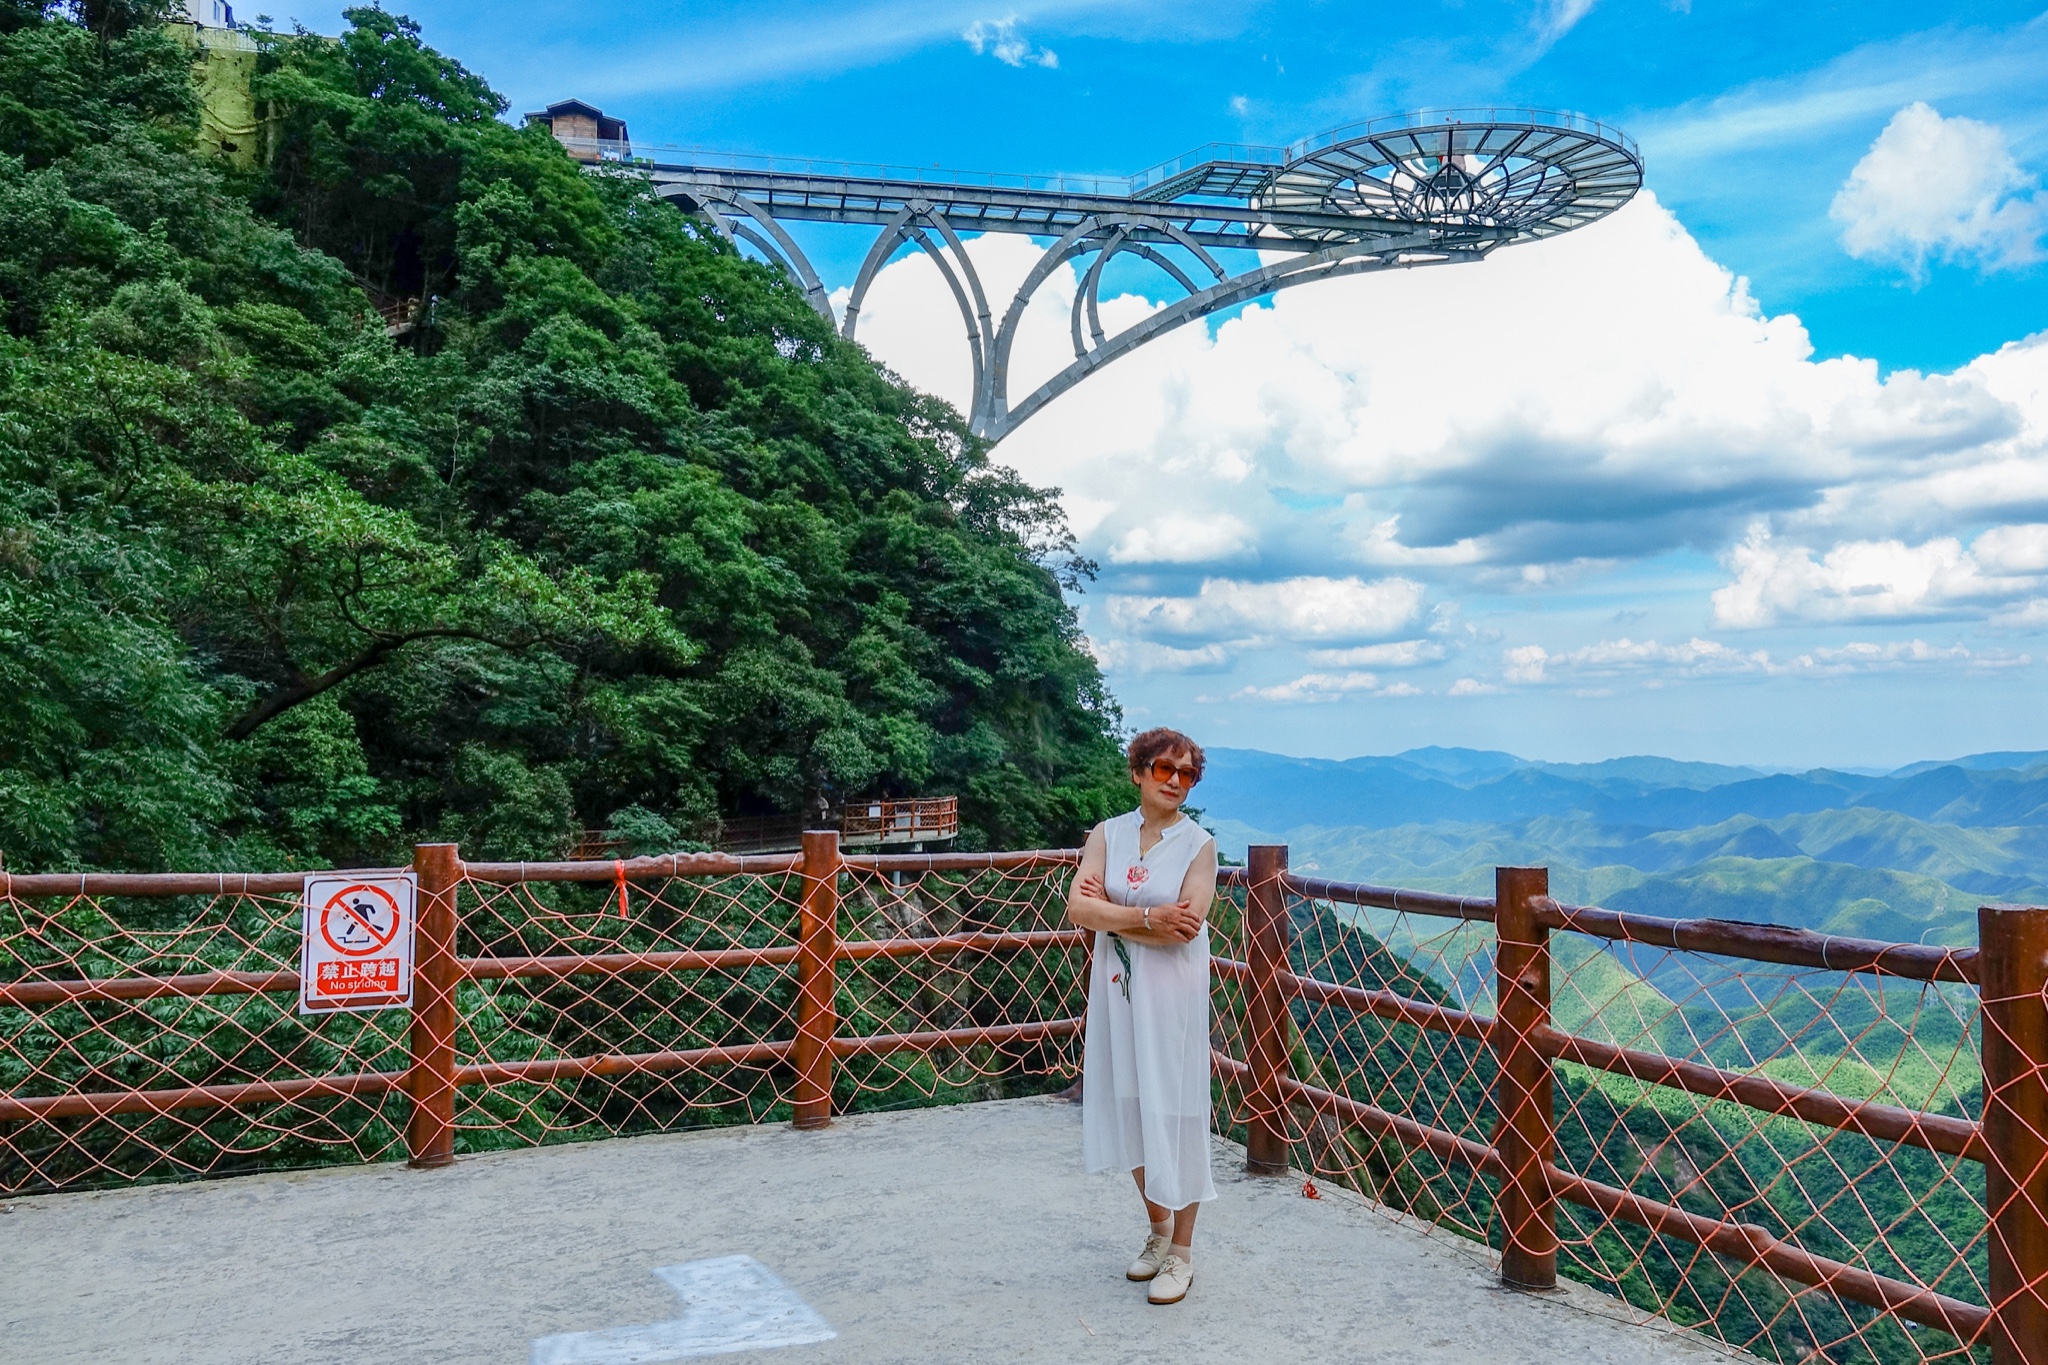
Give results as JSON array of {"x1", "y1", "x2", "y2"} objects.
[
  {"x1": 1210, "y1": 876, "x2": 1503, "y2": 1245},
  {"x1": 1208, "y1": 871, "x2": 2047, "y2": 1365},
  {"x1": 6, "y1": 851, "x2": 2044, "y2": 1365},
  {"x1": 0, "y1": 883, "x2": 412, "y2": 1191},
  {"x1": 1543, "y1": 924, "x2": 1989, "y2": 1364},
  {"x1": 0, "y1": 852, "x2": 1087, "y2": 1195},
  {"x1": 445, "y1": 855, "x2": 1086, "y2": 1147}
]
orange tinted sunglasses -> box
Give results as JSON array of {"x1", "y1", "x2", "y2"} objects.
[{"x1": 1147, "y1": 758, "x2": 1201, "y2": 788}]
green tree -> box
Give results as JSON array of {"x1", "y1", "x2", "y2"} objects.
[{"x1": 0, "y1": 2, "x2": 1127, "y2": 871}]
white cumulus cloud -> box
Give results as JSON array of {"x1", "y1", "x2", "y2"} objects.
[
  {"x1": 1087, "y1": 638, "x2": 1231, "y2": 675},
  {"x1": 1711, "y1": 524, "x2": 2039, "y2": 627},
  {"x1": 840, "y1": 201, "x2": 2048, "y2": 599},
  {"x1": 1304, "y1": 639, "x2": 1449, "y2": 668},
  {"x1": 1495, "y1": 634, "x2": 2021, "y2": 685},
  {"x1": 1106, "y1": 576, "x2": 1427, "y2": 646},
  {"x1": 1503, "y1": 645, "x2": 1551, "y2": 684},
  {"x1": 1973, "y1": 522, "x2": 2048, "y2": 573},
  {"x1": 1233, "y1": 671, "x2": 1412, "y2": 703},
  {"x1": 1831, "y1": 102, "x2": 2046, "y2": 276},
  {"x1": 962, "y1": 17, "x2": 1058, "y2": 67},
  {"x1": 1559, "y1": 637, "x2": 1774, "y2": 674},
  {"x1": 837, "y1": 187, "x2": 2048, "y2": 699},
  {"x1": 1108, "y1": 512, "x2": 1256, "y2": 564}
]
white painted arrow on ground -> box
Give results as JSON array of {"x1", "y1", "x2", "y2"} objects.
[{"x1": 530, "y1": 1255, "x2": 836, "y2": 1365}]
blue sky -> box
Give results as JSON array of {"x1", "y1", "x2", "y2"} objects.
[{"x1": 295, "y1": 2, "x2": 2048, "y2": 768}]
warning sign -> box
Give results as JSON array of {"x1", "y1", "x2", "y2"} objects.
[{"x1": 300, "y1": 873, "x2": 417, "y2": 1014}]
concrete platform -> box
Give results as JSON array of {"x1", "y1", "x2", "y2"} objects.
[{"x1": 0, "y1": 1097, "x2": 1745, "y2": 1364}]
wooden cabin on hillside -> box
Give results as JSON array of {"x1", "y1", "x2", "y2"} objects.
[{"x1": 524, "y1": 99, "x2": 631, "y2": 162}]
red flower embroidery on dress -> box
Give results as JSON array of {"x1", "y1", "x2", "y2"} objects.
[{"x1": 1126, "y1": 865, "x2": 1150, "y2": 887}]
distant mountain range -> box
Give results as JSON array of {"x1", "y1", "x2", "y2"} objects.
[{"x1": 1198, "y1": 746, "x2": 2048, "y2": 945}]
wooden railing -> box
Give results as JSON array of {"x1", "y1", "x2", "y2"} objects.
[
  {"x1": 1, "y1": 836, "x2": 1077, "y2": 1190},
  {"x1": 1219, "y1": 848, "x2": 2048, "y2": 1365},
  {"x1": 4, "y1": 840, "x2": 2043, "y2": 1362},
  {"x1": 611, "y1": 797, "x2": 962, "y2": 855},
  {"x1": 838, "y1": 796, "x2": 958, "y2": 846}
]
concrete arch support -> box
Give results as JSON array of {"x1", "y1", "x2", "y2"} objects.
[
  {"x1": 1002, "y1": 235, "x2": 1457, "y2": 437},
  {"x1": 836, "y1": 202, "x2": 999, "y2": 430},
  {"x1": 840, "y1": 206, "x2": 921, "y2": 341},
  {"x1": 658, "y1": 185, "x2": 835, "y2": 324}
]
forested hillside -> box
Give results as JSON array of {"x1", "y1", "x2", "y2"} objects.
[{"x1": 0, "y1": 2, "x2": 1128, "y2": 873}]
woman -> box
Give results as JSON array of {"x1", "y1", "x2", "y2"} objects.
[{"x1": 1067, "y1": 727, "x2": 1218, "y2": 1306}]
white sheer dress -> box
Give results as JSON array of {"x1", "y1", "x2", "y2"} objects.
[{"x1": 1080, "y1": 809, "x2": 1218, "y2": 1210}]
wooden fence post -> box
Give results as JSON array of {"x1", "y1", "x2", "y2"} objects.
[
  {"x1": 406, "y1": 842, "x2": 462, "y2": 1169},
  {"x1": 793, "y1": 829, "x2": 841, "y2": 1131},
  {"x1": 1493, "y1": 865, "x2": 1558, "y2": 1289},
  {"x1": 1979, "y1": 903, "x2": 2048, "y2": 1365},
  {"x1": 1244, "y1": 844, "x2": 1293, "y2": 1177}
]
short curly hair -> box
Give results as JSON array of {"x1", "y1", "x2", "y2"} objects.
[{"x1": 1126, "y1": 727, "x2": 1205, "y2": 780}]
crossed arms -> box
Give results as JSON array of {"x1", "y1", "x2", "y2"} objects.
[{"x1": 1064, "y1": 823, "x2": 1217, "y2": 947}]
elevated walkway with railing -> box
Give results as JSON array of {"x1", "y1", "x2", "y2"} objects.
[
  {"x1": 706, "y1": 797, "x2": 962, "y2": 855},
  {"x1": 2, "y1": 836, "x2": 2044, "y2": 1363},
  {"x1": 568, "y1": 798, "x2": 961, "y2": 859}
]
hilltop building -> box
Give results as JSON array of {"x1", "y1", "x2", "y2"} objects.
[
  {"x1": 525, "y1": 100, "x2": 631, "y2": 162},
  {"x1": 179, "y1": 0, "x2": 235, "y2": 27}
]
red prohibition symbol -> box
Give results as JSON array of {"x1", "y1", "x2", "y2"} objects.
[{"x1": 318, "y1": 884, "x2": 404, "y2": 957}]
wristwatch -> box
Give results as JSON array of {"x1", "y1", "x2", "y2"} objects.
[{"x1": 1142, "y1": 906, "x2": 1151, "y2": 930}]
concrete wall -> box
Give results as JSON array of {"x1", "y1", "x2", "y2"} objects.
[{"x1": 167, "y1": 24, "x2": 270, "y2": 170}]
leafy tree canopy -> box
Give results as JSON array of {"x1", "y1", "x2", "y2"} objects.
[{"x1": 0, "y1": 2, "x2": 1128, "y2": 869}]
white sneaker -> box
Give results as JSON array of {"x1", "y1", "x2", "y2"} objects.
[
  {"x1": 1125, "y1": 1233, "x2": 1172, "y2": 1281},
  {"x1": 1147, "y1": 1254, "x2": 1192, "y2": 1304}
]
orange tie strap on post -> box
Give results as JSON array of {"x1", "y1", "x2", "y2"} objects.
[
  {"x1": 1492, "y1": 865, "x2": 1559, "y2": 1290},
  {"x1": 1244, "y1": 844, "x2": 1294, "y2": 1177},
  {"x1": 1978, "y1": 902, "x2": 2048, "y2": 1365},
  {"x1": 406, "y1": 842, "x2": 463, "y2": 1169},
  {"x1": 792, "y1": 829, "x2": 840, "y2": 1131},
  {"x1": 614, "y1": 859, "x2": 628, "y2": 919}
]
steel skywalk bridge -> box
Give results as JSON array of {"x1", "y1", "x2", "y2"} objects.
[{"x1": 569, "y1": 110, "x2": 1642, "y2": 441}]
